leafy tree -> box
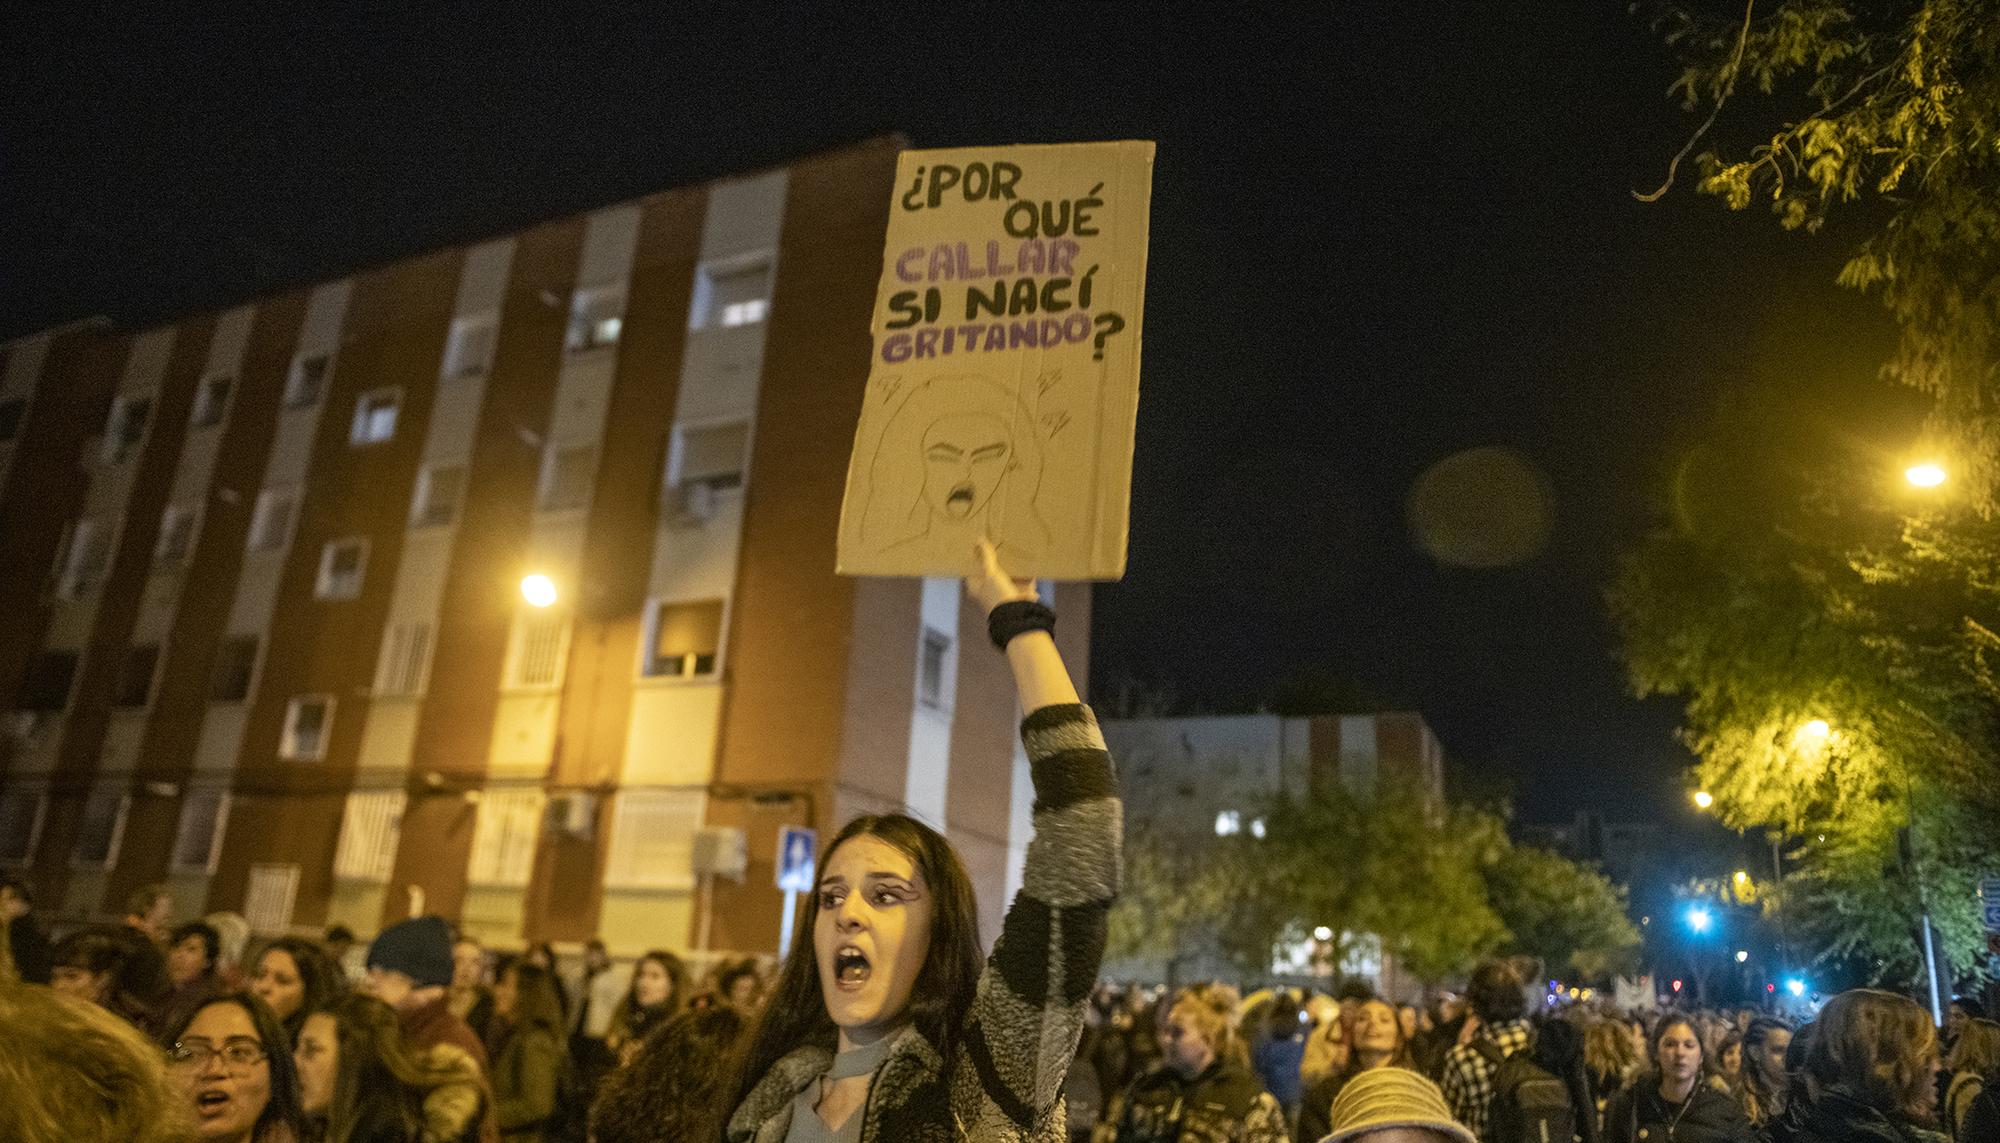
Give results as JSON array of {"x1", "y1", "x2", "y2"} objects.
[
  {"x1": 1646, "y1": 0, "x2": 2000, "y2": 502},
  {"x1": 1485, "y1": 844, "x2": 1644, "y2": 981}
]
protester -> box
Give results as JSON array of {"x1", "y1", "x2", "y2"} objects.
[
  {"x1": 713, "y1": 956, "x2": 764, "y2": 1012},
  {"x1": 162, "y1": 920, "x2": 228, "y2": 1035},
  {"x1": 1709, "y1": 1030, "x2": 1744, "y2": 1098},
  {"x1": 297, "y1": 992, "x2": 485, "y2": 1143},
  {"x1": 1303, "y1": 1002, "x2": 1353, "y2": 1091},
  {"x1": 587, "y1": 1006, "x2": 746, "y2": 1143},
  {"x1": 1317, "y1": 1066, "x2": 1476, "y2": 1143},
  {"x1": 1771, "y1": 989, "x2": 1940, "y2": 1143},
  {"x1": 718, "y1": 543, "x2": 1120, "y2": 1141},
  {"x1": 1, "y1": 871, "x2": 53, "y2": 983},
  {"x1": 1584, "y1": 1017, "x2": 1640, "y2": 1107},
  {"x1": 1100, "y1": 981, "x2": 1288, "y2": 1142},
  {"x1": 487, "y1": 960, "x2": 566, "y2": 1142},
  {"x1": 1254, "y1": 994, "x2": 1309, "y2": 1127},
  {"x1": 1411, "y1": 995, "x2": 1467, "y2": 1081},
  {"x1": 1300, "y1": 997, "x2": 1420, "y2": 1143},
  {"x1": 364, "y1": 916, "x2": 490, "y2": 1068},
  {"x1": 252, "y1": 937, "x2": 345, "y2": 1044},
  {"x1": 1942, "y1": 1018, "x2": 1999, "y2": 1138},
  {"x1": 125, "y1": 882, "x2": 176, "y2": 944},
  {"x1": 450, "y1": 935, "x2": 496, "y2": 1043},
  {"x1": 603, "y1": 948, "x2": 688, "y2": 1065},
  {"x1": 51, "y1": 922, "x2": 171, "y2": 1036},
  {"x1": 0, "y1": 981, "x2": 188, "y2": 1143},
  {"x1": 1439, "y1": 960, "x2": 1534, "y2": 1138},
  {"x1": 164, "y1": 992, "x2": 308, "y2": 1143},
  {"x1": 1739, "y1": 1016, "x2": 1793, "y2": 1127},
  {"x1": 1602, "y1": 1016, "x2": 1754, "y2": 1143},
  {"x1": 206, "y1": 912, "x2": 254, "y2": 989}
]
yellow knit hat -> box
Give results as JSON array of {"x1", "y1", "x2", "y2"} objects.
[{"x1": 1319, "y1": 1067, "x2": 1477, "y2": 1143}]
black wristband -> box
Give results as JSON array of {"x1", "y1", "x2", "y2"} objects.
[{"x1": 988, "y1": 600, "x2": 1057, "y2": 650}]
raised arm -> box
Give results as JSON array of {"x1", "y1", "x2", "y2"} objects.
[{"x1": 952, "y1": 541, "x2": 1122, "y2": 1134}]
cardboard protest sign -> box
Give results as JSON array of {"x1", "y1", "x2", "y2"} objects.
[{"x1": 837, "y1": 141, "x2": 1154, "y2": 580}]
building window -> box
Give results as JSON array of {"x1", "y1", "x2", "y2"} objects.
[
  {"x1": 316, "y1": 538, "x2": 368, "y2": 600},
  {"x1": 102, "y1": 395, "x2": 152, "y2": 464},
  {"x1": 243, "y1": 864, "x2": 300, "y2": 934},
  {"x1": 566, "y1": 284, "x2": 625, "y2": 352},
  {"x1": 211, "y1": 636, "x2": 260, "y2": 702},
  {"x1": 668, "y1": 419, "x2": 749, "y2": 493},
  {"x1": 170, "y1": 791, "x2": 230, "y2": 873},
  {"x1": 538, "y1": 445, "x2": 596, "y2": 512},
  {"x1": 918, "y1": 628, "x2": 951, "y2": 709},
  {"x1": 0, "y1": 398, "x2": 27, "y2": 442},
  {"x1": 0, "y1": 791, "x2": 45, "y2": 864},
  {"x1": 113, "y1": 644, "x2": 161, "y2": 708},
  {"x1": 333, "y1": 790, "x2": 405, "y2": 881},
  {"x1": 691, "y1": 257, "x2": 772, "y2": 330},
  {"x1": 56, "y1": 516, "x2": 115, "y2": 598},
  {"x1": 281, "y1": 695, "x2": 334, "y2": 761},
  {"x1": 247, "y1": 489, "x2": 296, "y2": 553},
  {"x1": 411, "y1": 463, "x2": 466, "y2": 528},
  {"x1": 510, "y1": 613, "x2": 570, "y2": 688},
  {"x1": 285, "y1": 353, "x2": 330, "y2": 409},
  {"x1": 155, "y1": 503, "x2": 200, "y2": 567},
  {"x1": 349, "y1": 388, "x2": 400, "y2": 445},
  {"x1": 642, "y1": 599, "x2": 722, "y2": 678},
  {"x1": 603, "y1": 789, "x2": 705, "y2": 890},
  {"x1": 20, "y1": 650, "x2": 79, "y2": 712},
  {"x1": 190, "y1": 375, "x2": 233, "y2": 429},
  {"x1": 467, "y1": 789, "x2": 545, "y2": 887},
  {"x1": 375, "y1": 621, "x2": 432, "y2": 696},
  {"x1": 1214, "y1": 809, "x2": 1242, "y2": 837},
  {"x1": 444, "y1": 314, "x2": 497, "y2": 379},
  {"x1": 73, "y1": 788, "x2": 130, "y2": 868}
]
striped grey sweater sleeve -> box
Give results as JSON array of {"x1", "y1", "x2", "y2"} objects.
[{"x1": 957, "y1": 702, "x2": 1122, "y2": 1131}]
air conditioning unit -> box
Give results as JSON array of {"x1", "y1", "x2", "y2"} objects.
[
  {"x1": 670, "y1": 480, "x2": 716, "y2": 527},
  {"x1": 545, "y1": 793, "x2": 597, "y2": 839},
  {"x1": 692, "y1": 826, "x2": 747, "y2": 881}
]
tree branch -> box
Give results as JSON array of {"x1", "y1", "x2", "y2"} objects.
[{"x1": 1636, "y1": 0, "x2": 1759, "y2": 202}]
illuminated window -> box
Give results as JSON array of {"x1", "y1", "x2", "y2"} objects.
[
  {"x1": 468, "y1": 789, "x2": 545, "y2": 887},
  {"x1": 510, "y1": 613, "x2": 570, "y2": 688},
  {"x1": 1214, "y1": 810, "x2": 1242, "y2": 837},
  {"x1": 604, "y1": 790, "x2": 705, "y2": 890},
  {"x1": 333, "y1": 791, "x2": 405, "y2": 881},
  {"x1": 566, "y1": 285, "x2": 625, "y2": 352},
  {"x1": 244, "y1": 864, "x2": 300, "y2": 933},
  {"x1": 376, "y1": 621, "x2": 432, "y2": 696},
  {"x1": 281, "y1": 696, "x2": 334, "y2": 761},
  {"x1": 691, "y1": 257, "x2": 772, "y2": 330},
  {"x1": 349, "y1": 388, "x2": 400, "y2": 444}
]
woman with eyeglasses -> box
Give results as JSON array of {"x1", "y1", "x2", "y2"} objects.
[{"x1": 164, "y1": 992, "x2": 307, "y2": 1143}]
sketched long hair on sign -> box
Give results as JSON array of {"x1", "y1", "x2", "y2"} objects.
[{"x1": 837, "y1": 141, "x2": 1154, "y2": 580}]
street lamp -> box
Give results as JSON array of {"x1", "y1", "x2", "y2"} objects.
[
  {"x1": 1735, "y1": 949, "x2": 1750, "y2": 963},
  {"x1": 1905, "y1": 463, "x2": 1947, "y2": 488},
  {"x1": 1797, "y1": 719, "x2": 1831, "y2": 744},
  {"x1": 1685, "y1": 905, "x2": 1713, "y2": 934},
  {"x1": 521, "y1": 574, "x2": 558, "y2": 608},
  {"x1": 1692, "y1": 790, "x2": 1714, "y2": 810}
]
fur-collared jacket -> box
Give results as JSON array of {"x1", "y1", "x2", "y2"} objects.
[{"x1": 726, "y1": 703, "x2": 1122, "y2": 1142}]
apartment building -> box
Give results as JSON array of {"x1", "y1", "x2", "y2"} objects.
[{"x1": 0, "y1": 136, "x2": 1088, "y2": 954}]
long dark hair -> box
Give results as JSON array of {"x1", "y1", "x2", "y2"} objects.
[
  {"x1": 52, "y1": 924, "x2": 169, "y2": 1037},
  {"x1": 591, "y1": 1007, "x2": 746, "y2": 1143},
  {"x1": 500, "y1": 961, "x2": 566, "y2": 1039},
  {"x1": 166, "y1": 992, "x2": 306, "y2": 1143},
  {"x1": 722, "y1": 814, "x2": 983, "y2": 1115},
  {"x1": 253, "y1": 938, "x2": 343, "y2": 1043},
  {"x1": 608, "y1": 949, "x2": 689, "y2": 1049},
  {"x1": 318, "y1": 992, "x2": 480, "y2": 1143}
]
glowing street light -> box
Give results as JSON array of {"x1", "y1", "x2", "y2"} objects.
[
  {"x1": 1905, "y1": 463, "x2": 1947, "y2": 488},
  {"x1": 1798, "y1": 718, "x2": 1831, "y2": 743},
  {"x1": 1733, "y1": 870, "x2": 1751, "y2": 886},
  {"x1": 1735, "y1": 950, "x2": 1750, "y2": 963},
  {"x1": 1312, "y1": 925, "x2": 1334, "y2": 942},
  {"x1": 1785, "y1": 978, "x2": 1808, "y2": 998},
  {"x1": 1692, "y1": 790, "x2": 1714, "y2": 810},
  {"x1": 521, "y1": 574, "x2": 558, "y2": 608},
  {"x1": 1685, "y1": 905, "x2": 1713, "y2": 934}
]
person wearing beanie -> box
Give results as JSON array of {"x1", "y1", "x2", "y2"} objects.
[
  {"x1": 366, "y1": 916, "x2": 497, "y2": 1142},
  {"x1": 1317, "y1": 1067, "x2": 1477, "y2": 1143}
]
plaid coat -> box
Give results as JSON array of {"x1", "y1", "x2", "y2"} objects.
[{"x1": 727, "y1": 704, "x2": 1122, "y2": 1142}]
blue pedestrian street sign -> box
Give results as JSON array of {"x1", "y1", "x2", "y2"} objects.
[
  {"x1": 777, "y1": 827, "x2": 817, "y2": 894},
  {"x1": 1981, "y1": 878, "x2": 2000, "y2": 933}
]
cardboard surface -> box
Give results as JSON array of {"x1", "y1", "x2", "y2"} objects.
[{"x1": 837, "y1": 141, "x2": 1154, "y2": 579}]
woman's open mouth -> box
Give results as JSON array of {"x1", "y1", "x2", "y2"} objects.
[
  {"x1": 945, "y1": 482, "x2": 976, "y2": 517},
  {"x1": 833, "y1": 946, "x2": 872, "y2": 989},
  {"x1": 195, "y1": 1088, "x2": 234, "y2": 1118}
]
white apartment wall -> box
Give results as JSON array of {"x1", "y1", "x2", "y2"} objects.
[
  {"x1": 902, "y1": 576, "x2": 961, "y2": 829},
  {"x1": 1099, "y1": 713, "x2": 1297, "y2": 837}
]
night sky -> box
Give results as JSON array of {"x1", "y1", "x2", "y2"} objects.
[{"x1": 0, "y1": 7, "x2": 1903, "y2": 823}]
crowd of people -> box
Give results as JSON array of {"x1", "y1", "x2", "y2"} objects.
[{"x1": 1, "y1": 547, "x2": 1995, "y2": 1143}]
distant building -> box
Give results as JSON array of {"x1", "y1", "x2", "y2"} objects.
[
  {"x1": 1103, "y1": 711, "x2": 1446, "y2": 839},
  {"x1": 1520, "y1": 810, "x2": 1666, "y2": 888},
  {"x1": 0, "y1": 136, "x2": 1086, "y2": 956}
]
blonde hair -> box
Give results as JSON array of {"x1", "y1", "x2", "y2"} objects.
[
  {"x1": 1948, "y1": 1018, "x2": 2000, "y2": 1079},
  {"x1": 1806, "y1": 989, "x2": 1937, "y2": 1121},
  {"x1": 0, "y1": 983, "x2": 188, "y2": 1143},
  {"x1": 1166, "y1": 982, "x2": 1248, "y2": 1069}
]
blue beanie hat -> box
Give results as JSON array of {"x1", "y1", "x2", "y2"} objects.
[{"x1": 365, "y1": 915, "x2": 454, "y2": 988}]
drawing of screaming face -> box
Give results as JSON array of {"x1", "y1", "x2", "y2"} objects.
[{"x1": 921, "y1": 413, "x2": 1012, "y2": 521}]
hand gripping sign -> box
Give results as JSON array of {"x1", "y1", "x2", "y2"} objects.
[{"x1": 838, "y1": 141, "x2": 1155, "y2": 580}]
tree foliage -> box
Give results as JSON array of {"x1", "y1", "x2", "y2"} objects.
[
  {"x1": 1487, "y1": 844, "x2": 1645, "y2": 981},
  {"x1": 1609, "y1": 385, "x2": 2000, "y2": 979},
  {"x1": 1649, "y1": 0, "x2": 2000, "y2": 502}
]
